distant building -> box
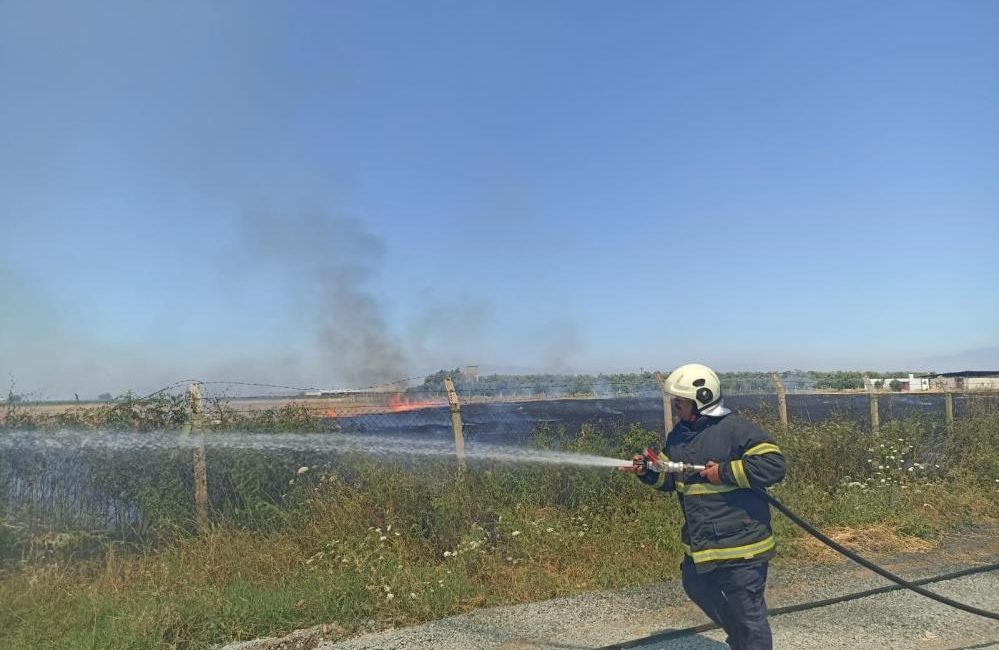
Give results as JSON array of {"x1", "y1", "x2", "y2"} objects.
[
  {"x1": 864, "y1": 374, "x2": 930, "y2": 392},
  {"x1": 925, "y1": 371, "x2": 999, "y2": 391}
]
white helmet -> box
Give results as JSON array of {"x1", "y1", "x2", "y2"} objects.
[{"x1": 662, "y1": 363, "x2": 722, "y2": 411}]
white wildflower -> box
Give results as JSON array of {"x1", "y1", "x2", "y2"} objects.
[
  {"x1": 297, "y1": 466, "x2": 309, "y2": 475},
  {"x1": 511, "y1": 531, "x2": 521, "y2": 536}
]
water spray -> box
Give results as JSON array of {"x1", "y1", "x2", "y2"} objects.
[
  {"x1": 5, "y1": 429, "x2": 997, "y2": 625},
  {"x1": 0, "y1": 430, "x2": 637, "y2": 471}
]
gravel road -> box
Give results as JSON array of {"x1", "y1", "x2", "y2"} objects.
[{"x1": 223, "y1": 532, "x2": 999, "y2": 650}]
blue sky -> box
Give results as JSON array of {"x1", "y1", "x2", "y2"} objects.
[{"x1": 1, "y1": 1, "x2": 997, "y2": 397}]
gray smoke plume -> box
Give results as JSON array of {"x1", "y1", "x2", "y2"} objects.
[{"x1": 240, "y1": 210, "x2": 408, "y2": 387}]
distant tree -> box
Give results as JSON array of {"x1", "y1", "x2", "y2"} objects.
[
  {"x1": 98, "y1": 392, "x2": 113, "y2": 401},
  {"x1": 719, "y1": 372, "x2": 773, "y2": 393},
  {"x1": 889, "y1": 379, "x2": 902, "y2": 391},
  {"x1": 569, "y1": 375, "x2": 594, "y2": 396}
]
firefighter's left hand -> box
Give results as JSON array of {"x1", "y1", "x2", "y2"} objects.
[{"x1": 699, "y1": 460, "x2": 722, "y2": 484}]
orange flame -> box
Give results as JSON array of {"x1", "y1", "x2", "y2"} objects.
[
  {"x1": 388, "y1": 393, "x2": 438, "y2": 413},
  {"x1": 323, "y1": 408, "x2": 338, "y2": 418}
]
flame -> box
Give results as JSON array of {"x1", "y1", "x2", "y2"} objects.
[
  {"x1": 323, "y1": 408, "x2": 338, "y2": 418},
  {"x1": 388, "y1": 393, "x2": 438, "y2": 413}
]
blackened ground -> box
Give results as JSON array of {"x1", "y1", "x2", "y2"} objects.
[{"x1": 334, "y1": 393, "x2": 991, "y2": 445}]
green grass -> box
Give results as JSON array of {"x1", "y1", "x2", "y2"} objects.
[{"x1": 0, "y1": 408, "x2": 997, "y2": 649}]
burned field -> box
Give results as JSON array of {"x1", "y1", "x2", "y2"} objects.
[{"x1": 331, "y1": 392, "x2": 986, "y2": 444}]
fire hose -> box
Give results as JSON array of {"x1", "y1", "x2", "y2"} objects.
[
  {"x1": 617, "y1": 448, "x2": 999, "y2": 623},
  {"x1": 599, "y1": 561, "x2": 999, "y2": 649},
  {"x1": 758, "y1": 489, "x2": 999, "y2": 621}
]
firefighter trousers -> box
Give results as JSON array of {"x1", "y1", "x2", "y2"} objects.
[{"x1": 681, "y1": 557, "x2": 772, "y2": 650}]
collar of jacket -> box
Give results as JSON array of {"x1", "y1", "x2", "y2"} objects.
[
  {"x1": 677, "y1": 414, "x2": 714, "y2": 434},
  {"x1": 676, "y1": 403, "x2": 732, "y2": 434}
]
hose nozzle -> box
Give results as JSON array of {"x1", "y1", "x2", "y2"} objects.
[
  {"x1": 617, "y1": 448, "x2": 706, "y2": 474},
  {"x1": 649, "y1": 459, "x2": 707, "y2": 474}
]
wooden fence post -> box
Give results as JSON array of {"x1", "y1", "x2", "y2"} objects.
[
  {"x1": 443, "y1": 377, "x2": 466, "y2": 472},
  {"x1": 869, "y1": 391, "x2": 880, "y2": 434},
  {"x1": 771, "y1": 372, "x2": 789, "y2": 432},
  {"x1": 655, "y1": 372, "x2": 674, "y2": 444},
  {"x1": 945, "y1": 392, "x2": 954, "y2": 425},
  {"x1": 186, "y1": 383, "x2": 209, "y2": 530}
]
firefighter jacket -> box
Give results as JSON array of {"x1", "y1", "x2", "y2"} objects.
[{"x1": 638, "y1": 412, "x2": 785, "y2": 573}]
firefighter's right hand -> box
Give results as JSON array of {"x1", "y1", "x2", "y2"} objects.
[{"x1": 615, "y1": 454, "x2": 647, "y2": 474}]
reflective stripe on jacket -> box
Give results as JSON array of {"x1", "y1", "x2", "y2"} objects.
[{"x1": 639, "y1": 413, "x2": 785, "y2": 573}]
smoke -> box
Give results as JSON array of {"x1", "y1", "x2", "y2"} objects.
[
  {"x1": 406, "y1": 288, "x2": 492, "y2": 371},
  {"x1": 238, "y1": 209, "x2": 408, "y2": 387},
  {"x1": 0, "y1": 265, "x2": 170, "y2": 399},
  {"x1": 539, "y1": 318, "x2": 585, "y2": 373},
  {"x1": 0, "y1": 210, "x2": 495, "y2": 398},
  {"x1": 0, "y1": 265, "x2": 68, "y2": 398}
]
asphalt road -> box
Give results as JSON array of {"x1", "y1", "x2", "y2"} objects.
[{"x1": 223, "y1": 534, "x2": 999, "y2": 650}]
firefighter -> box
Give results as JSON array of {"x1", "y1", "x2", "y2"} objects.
[{"x1": 624, "y1": 363, "x2": 785, "y2": 650}]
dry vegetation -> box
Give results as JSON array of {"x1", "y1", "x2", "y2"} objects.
[{"x1": 0, "y1": 397, "x2": 996, "y2": 650}]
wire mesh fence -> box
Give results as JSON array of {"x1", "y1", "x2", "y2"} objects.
[
  {"x1": 1, "y1": 373, "x2": 997, "y2": 547},
  {"x1": 190, "y1": 379, "x2": 999, "y2": 444}
]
